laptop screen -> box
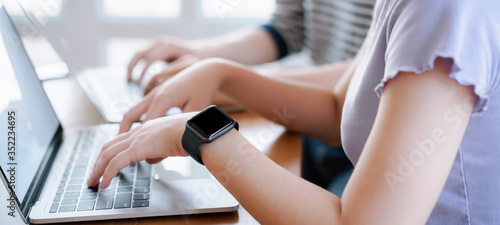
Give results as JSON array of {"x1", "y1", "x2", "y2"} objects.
[
  {"x1": 0, "y1": 2, "x2": 60, "y2": 209},
  {"x1": 3, "y1": 0, "x2": 69, "y2": 81}
]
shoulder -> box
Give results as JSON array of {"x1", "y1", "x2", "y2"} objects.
[
  {"x1": 391, "y1": 0, "x2": 497, "y2": 19},
  {"x1": 384, "y1": 0, "x2": 500, "y2": 41}
]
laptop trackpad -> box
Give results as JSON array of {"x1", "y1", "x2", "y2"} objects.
[{"x1": 154, "y1": 157, "x2": 211, "y2": 181}]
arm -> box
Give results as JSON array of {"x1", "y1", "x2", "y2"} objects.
[
  {"x1": 130, "y1": 0, "x2": 305, "y2": 82},
  {"x1": 119, "y1": 57, "x2": 357, "y2": 146},
  {"x1": 147, "y1": 59, "x2": 352, "y2": 105},
  {"x1": 218, "y1": 59, "x2": 357, "y2": 146},
  {"x1": 88, "y1": 58, "x2": 475, "y2": 224},
  {"x1": 188, "y1": 0, "x2": 306, "y2": 65},
  {"x1": 204, "y1": 58, "x2": 476, "y2": 224},
  {"x1": 128, "y1": 27, "x2": 277, "y2": 81},
  {"x1": 211, "y1": 59, "x2": 352, "y2": 113},
  {"x1": 262, "y1": 60, "x2": 352, "y2": 91},
  {"x1": 192, "y1": 27, "x2": 278, "y2": 65}
]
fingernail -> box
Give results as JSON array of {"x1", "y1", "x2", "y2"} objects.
[
  {"x1": 99, "y1": 180, "x2": 109, "y2": 189},
  {"x1": 87, "y1": 180, "x2": 96, "y2": 187}
]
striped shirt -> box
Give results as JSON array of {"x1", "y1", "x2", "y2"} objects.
[{"x1": 263, "y1": 0, "x2": 376, "y2": 65}]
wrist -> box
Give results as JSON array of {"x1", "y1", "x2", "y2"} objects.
[
  {"x1": 189, "y1": 40, "x2": 220, "y2": 59},
  {"x1": 173, "y1": 113, "x2": 197, "y2": 156},
  {"x1": 198, "y1": 129, "x2": 242, "y2": 167},
  {"x1": 180, "y1": 105, "x2": 239, "y2": 165},
  {"x1": 210, "y1": 59, "x2": 249, "y2": 91},
  {"x1": 197, "y1": 58, "x2": 236, "y2": 91}
]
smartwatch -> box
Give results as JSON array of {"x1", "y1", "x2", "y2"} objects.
[{"x1": 182, "y1": 105, "x2": 239, "y2": 165}]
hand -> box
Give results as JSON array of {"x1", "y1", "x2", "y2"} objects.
[
  {"x1": 87, "y1": 112, "x2": 196, "y2": 189},
  {"x1": 143, "y1": 54, "x2": 201, "y2": 95},
  {"x1": 120, "y1": 58, "x2": 229, "y2": 134},
  {"x1": 127, "y1": 36, "x2": 196, "y2": 81}
]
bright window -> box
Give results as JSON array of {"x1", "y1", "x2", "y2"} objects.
[
  {"x1": 105, "y1": 37, "x2": 152, "y2": 66},
  {"x1": 6, "y1": 1, "x2": 62, "y2": 21},
  {"x1": 201, "y1": 0, "x2": 275, "y2": 19},
  {"x1": 102, "y1": 0, "x2": 181, "y2": 18}
]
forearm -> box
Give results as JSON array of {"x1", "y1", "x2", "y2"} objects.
[
  {"x1": 266, "y1": 60, "x2": 352, "y2": 91},
  {"x1": 200, "y1": 130, "x2": 341, "y2": 224},
  {"x1": 192, "y1": 27, "x2": 278, "y2": 65},
  {"x1": 213, "y1": 60, "x2": 352, "y2": 107},
  {"x1": 213, "y1": 59, "x2": 342, "y2": 146}
]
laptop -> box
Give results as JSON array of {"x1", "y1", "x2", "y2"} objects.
[
  {"x1": 75, "y1": 61, "x2": 182, "y2": 123},
  {"x1": 6, "y1": 0, "x2": 180, "y2": 123},
  {"x1": 2, "y1": 0, "x2": 69, "y2": 82},
  {"x1": 0, "y1": 3, "x2": 238, "y2": 224}
]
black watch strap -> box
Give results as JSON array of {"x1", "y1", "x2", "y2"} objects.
[
  {"x1": 182, "y1": 121, "x2": 239, "y2": 165},
  {"x1": 181, "y1": 127, "x2": 205, "y2": 165}
]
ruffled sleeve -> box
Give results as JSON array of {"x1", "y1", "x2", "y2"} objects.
[{"x1": 374, "y1": 0, "x2": 500, "y2": 113}]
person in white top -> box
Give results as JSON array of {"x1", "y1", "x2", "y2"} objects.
[{"x1": 90, "y1": 0, "x2": 500, "y2": 223}]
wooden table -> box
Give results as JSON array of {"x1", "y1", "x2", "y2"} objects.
[{"x1": 42, "y1": 76, "x2": 302, "y2": 224}]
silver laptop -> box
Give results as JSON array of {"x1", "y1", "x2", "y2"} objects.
[
  {"x1": 6, "y1": 0, "x2": 179, "y2": 123},
  {"x1": 0, "y1": 3, "x2": 238, "y2": 224},
  {"x1": 76, "y1": 61, "x2": 182, "y2": 123},
  {"x1": 2, "y1": 0, "x2": 70, "y2": 82}
]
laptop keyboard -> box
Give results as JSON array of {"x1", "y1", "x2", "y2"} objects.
[
  {"x1": 110, "y1": 81, "x2": 143, "y2": 115},
  {"x1": 49, "y1": 130, "x2": 151, "y2": 213}
]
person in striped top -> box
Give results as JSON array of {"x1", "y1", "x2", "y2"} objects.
[
  {"x1": 125, "y1": 0, "x2": 375, "y2": 194},
  {"x1": 264, "y1": 0, "x2": 373, "y2": 64}
]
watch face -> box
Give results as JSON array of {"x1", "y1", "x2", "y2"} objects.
[{"x1": 187, "y1": 106, "x2": 233, "y2": 140}]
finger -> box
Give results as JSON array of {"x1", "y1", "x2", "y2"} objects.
[
  {"x1": 167, "y1": 56, "x2": 189, "y2": 70},
  {"x1": 144, "y1": 75, "x2": 160, "y2": 95},
  {"x1": 166, "y1": 55, "x2": 196, "y2": 74},
  {"x1": 127, "y1": 51, "x2": 145, "y2": 81},
  {"x1": 143, "y1": 95, "x2": 173, "y2": 122},
  {"x1": 87, "y1": 139, "x2": 131, "y2": 187},
  {"x1": 139, "y1": 44, "x2": 171, "y2": 81},
  {"x1": 119, "y1": 96, "x2": 154, "y2": 134},
  {"x1": 92, "y1": 131, "x2": 132, "y2": 171},
  {"x1": 143, "y1": 56, "x2": 194, "y2": 95},
  {"x1": 183, "y1": 99, "x2": 205, "y2": 113},
  {"x1": 139, "y1": 59, "x2": 156, "y2": 81},
  {"x1": 100, "y1": 131, "x2": 130, "y2": 153},
  {"x1": 99, "y1": 150, "x2": 137, "y2": 189}
]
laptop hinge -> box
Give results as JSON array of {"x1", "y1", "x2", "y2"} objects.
[{"x1": 21, "y1": 125, "x2": 63, "y2": 219}]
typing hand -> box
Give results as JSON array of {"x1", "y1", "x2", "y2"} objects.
[
  {"x1": 127, "y1": 36, "x2": 196, "y2": 82},
  {"x1": 120, "y1": 58, "x2": 227, "y2": 134},
  {"x1": 143, "y1": 54, "x2": 201, "y2": 95},
  {"x1": 86, "y1": 113, "x2": 195, "y2": 189}
]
